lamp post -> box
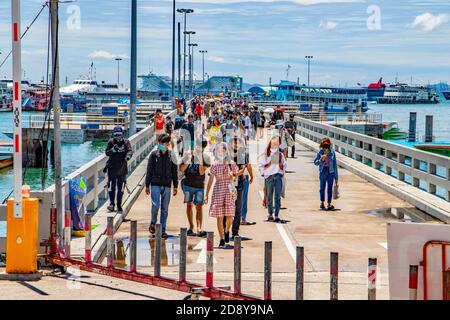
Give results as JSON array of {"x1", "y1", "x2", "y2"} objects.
[
  {"x1": 185, "y1": 31, "x2": 196, "y2": 98},
  {"x1": 171, "y1": 0, "x2": 176, "y2": 109},
  {"x1": 115, "y1": 57, "x2": 122, "y2": 86},
  {"x1": 177, "y1": 8, "x2": 194, "y2": 99},
  {"x1": 189, "y1": 43, "x2": 198, "y2": 98},
  {"x1": 199, "y1": 50, "x2": 207, "y2": 84},
  {"x1": 305, "y1": 55, "x2": 313, "y2": 86}
]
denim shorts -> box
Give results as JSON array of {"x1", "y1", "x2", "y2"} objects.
[{"x1": 182, "y1": 184, "x2": 205, "y2": 205}]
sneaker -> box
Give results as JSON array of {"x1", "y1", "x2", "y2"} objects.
[
  {"x1": 107, "y1": 205, "x2": 115, "y2": 212},
  {"x1": 219, "y1": 239, "x2": 226, "y2": 248},
  {"x1": 149, "y1": 224, "x2": 156, "y2": 234},
  {"x1": 224, "y1": 232, "x2": 230, "y2": 243},
  {"x1": 197, "y1": 231, "x2": 207, "y2": 238},
  {"x1": 187, "y1": 229, "x2": 196, "y2": 237},
  {"x1": 117, "y1": 207, "x2": 124, "y2": 214},
  {"x1": 162, "y1": 232, "x2": 168, "y2": 239},
  {"x1": 320, "y1": 203, "x2": 326, "y2": 210},
  {"x1": 268, "y1": 215, "x2": 274, "y2": 222},
  {"x1": 327, "y1": 205, "x2": 335, "y2": 211},
  {"x1": 274, "y1": 217, "x2": 281, "y2": 223}
]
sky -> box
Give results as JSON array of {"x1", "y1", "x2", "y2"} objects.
[{"x1": 0, "y1": 0, "x2": 450, "y2": 87}]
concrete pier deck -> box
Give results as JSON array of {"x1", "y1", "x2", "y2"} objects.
[{"x1": 0, "y1": 134, "x2": 440, "y2": 300}]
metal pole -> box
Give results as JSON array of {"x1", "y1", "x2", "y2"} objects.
[
  {"x1": 179, "y1": 228, "x2": 187, "y2": 282},
  {"x1": 64, "y1": 210, "x2": 71, "y2": 258},
  {"x1": 85, "y1": 215, "x2": 92, "y2": 263},
  {"x1": 129, "y1": 0, "x2": 137, "y2": 136},
  {"x1": 51, "y1": 0, "x2": 63, "y2": 234},
  {"x1": 409, "y1": 265, "x2": 418, "y2": 300},
  {"x1": 264, "y1": 241, "x2": 272, "y2": 300},
  {"x1": 183, "y1": 13, "x2": 187, "y2": 98},
  {"x1": 11, "y1": 0, "x2": 23, "y2": 219},
  {"x1": 330, "y1": 252, "x2": 339, "y2": 300},
  {"x1": 171, "y1": 0, "x2": 176, "y2": 109},
  {"x1": 191, "y1": 48, "x2": 195, "y2": 98},
  {"x1": 234, "y1": 236, "x2": 242, "y2": 295},
  {"x1": 130, "y1": 220, "x2": 137, "y2": 273},
  {"x1": 296, "y1": 246, "x2": 304, "y2": 300},
  {"x1": 368, "y1": 258, "x2": 377, "y2": 300},
  {"x1": 177, "y1": 22, "x2": 181, "y2": 97},
  {"x1": 206, "y1": 232, "x2": 214, "y2": 288},
  {"x1": 154, "y1": 224, "x2": 162, "y2": 277},
  {"x1": 187, "y1": 35, "x2": 191, "y2": 99},
  {"x1": 107, "y1": 217, "x2": 114, "y2": 268}
]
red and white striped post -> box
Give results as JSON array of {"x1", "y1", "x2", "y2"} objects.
[
  {"x1": 409, "y1": 265, "x2": 418, "y2": 300},
  {"x1": 64, "y1": 210, "x2": 71, "y2": 258},
  {"x1": 106, "y1": 217, "x2": 114, "y2": 268},
  {"x1": 368, "y1": 258, "x2": 377, "y2": 300},
  {"x1": 84, "y1": 215, "x2": 92, "y2": 264},
  {"x1": 154, "y1": 224, "x2": 162, "y2": 277},
  {"x1": 206, "y1": 232, "x2": 214, "y2": 288},
  {"x1": 330, "y1": 252, "x2": 339, "y2": 300},
  {"x1": 11, "y1": 0, "x2": 23, "y2": 219},
  {"x1": 234, "y1": 236, "x2": 242, "y2": 295}
]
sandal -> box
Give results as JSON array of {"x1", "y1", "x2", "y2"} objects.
[{"x1": 327, "y1": 205, "x2": 335, "y2": 211}]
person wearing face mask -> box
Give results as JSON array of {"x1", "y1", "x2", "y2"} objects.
[
  {"x1": 205, "y1": 143, "x2": 238, "y2": 248},
  {"x1": 105, "y1": 126, "x2": 133, "y2": 214},
  {"x1": 314, "y1": 138, "x2": 339, "y2": 211},
  {"x1": 258, "y1": 136, "x2": 287, "y2": 222},
  {"x1": 145, "y1": 134, "x2": 179, "y2": 238}
]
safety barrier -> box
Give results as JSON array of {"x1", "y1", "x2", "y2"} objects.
[
  {"x1": 421, "y1": 240, "x2": 450, "y2": 300},
  {"x1": 45, "y1": 215, "x2": 388, "y2": 300},
  {"x1": 296, "y1": 112, "x2": 383, "y2": 125}
]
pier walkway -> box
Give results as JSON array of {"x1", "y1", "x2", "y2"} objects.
[{"x1": 0, "y1": 116, "x2": 446, "y2": 300}]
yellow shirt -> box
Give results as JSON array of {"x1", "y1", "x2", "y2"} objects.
[{"x1": 209, "y1": 125, "x2": 222, "y2": 144}]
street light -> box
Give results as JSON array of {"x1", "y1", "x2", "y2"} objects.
[
  {"x1": 177, "y1": 8, "x2": 194, "y2": 98},
  {"x1": 115, "y1": 57, "x2": 123, "y2": 86},
  {"x1": 189, "y1": 43, "x2": 198, "y2": 98},
  {"x1": 305, "y1": 55, "x2": 314, "y2": 86},
  {"x1": 185, "y1": 31, "x2": 196, "y2": 98},
  {"x1": 199, "y1": 50, "x2": 208, "y2": 84}
]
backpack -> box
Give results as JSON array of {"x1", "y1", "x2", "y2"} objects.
[{"x1": 174, "y1": 116, "x2": 185, "y2": 130}]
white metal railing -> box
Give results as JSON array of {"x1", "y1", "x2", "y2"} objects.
[
  {"x1": 23, "y1": 113, "x2": 129, "y2": 130},
  {"x1": 296, "y1": 117, "x2": 450, "y2": 203},
  {"x1": 297, "y1": 112, "x2": 383, "y2": 124}
]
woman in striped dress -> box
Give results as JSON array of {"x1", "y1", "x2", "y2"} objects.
[{"x1": 205, "y1": 143, "x2": 238, "y2": 248}]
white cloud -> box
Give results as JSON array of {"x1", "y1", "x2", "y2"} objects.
[
  {"x1": 208, "y1": 55, "x2": 226, "y2": 63},
  {"x1": 88, "y1": 50, "x2": 129, "y2": 60},
  {"x1": 408, "y1": 13, "x2": 450, "y2": 32},
  {"x1": 319, "y1": 20, "x2": 338, "y2": 30}
]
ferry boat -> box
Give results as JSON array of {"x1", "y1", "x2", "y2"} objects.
[
  {"x1": 376, "y1": 83, "x2": 439, "y2": 104},
  {"x1": 270, "y1": 80, "x2": 369, "y2": 112},
  {"x1": 367, "y1": 78, "x2": 386, "y2": 102}
]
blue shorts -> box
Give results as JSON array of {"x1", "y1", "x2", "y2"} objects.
[{"x1": 182, "y1": 184, "x2": 205, "y2": 205}]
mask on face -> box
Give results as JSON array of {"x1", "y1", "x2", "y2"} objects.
[{"x1": 158, "y1": 144, "x2": 167, "y2": 151}]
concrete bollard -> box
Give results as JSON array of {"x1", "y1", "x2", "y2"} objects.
[
  {"x1": 330, "y1": 252, "x2": 339, "y2": 300},
  {"x1": 264, "y1": 241, "x2": 272, "y2": 300},
  {"x1": 106, "y1": 217, "x2": 114, "y2": 268},
  {"x1": 409, "y1": 265, "x2": 418, "y2": 300},
  {"x1": 296, "y1": 247, "x2": 304, "y2": 300},
  {"x1": 154, "y1": 224, "x2": 162, "y2": 277},
  {"x1": 64, "y1": 210, "x2": 71, "y2": 258},
  {"x1": 206, "y1": 232, "x2": 214, "y2": 288},
  {"x1": 179, "y1": 228, "x2": 187, "y2": 282},
  {"x1": 84, "y1": 215, "x2": 92, "y2": 264},
  {"x1": 368, "y1": 258, "x2": 377, "y2": 300},
  {"x1": 130, "y1": 220, "x2": 137, "y2": 273},
  {"x1": 234, "y1": 236, "x2": 242, "y2": 295}
]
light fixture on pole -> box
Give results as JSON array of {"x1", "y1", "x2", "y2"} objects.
[
  {"x1": 115, "y1": 57, "x2": 122, "y2": 85},
  {"x1": 177, "y1": 8, "x2": 194, "y2": 98},
  {"x1": 305, "y1": 55, "x2": 314, "y2": 86},
  {"x1": 189, "y1": 43, "x2": 198, "y2": 98},
  {"x1": 199, "y1": 50, "x2": 207, "y2": 84}
]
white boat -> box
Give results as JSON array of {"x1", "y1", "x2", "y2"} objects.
[{"x1": 61, "y1": 79, "x2": 129, "y2": 97}]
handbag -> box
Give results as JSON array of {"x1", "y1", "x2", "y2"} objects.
[{"x1": 333, "y1": 184, "x2": 340, "y2": 200}]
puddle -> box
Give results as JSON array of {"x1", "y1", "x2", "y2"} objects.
[{"x1": 365, "y1": 207, "x2": 438, "y2": 223}]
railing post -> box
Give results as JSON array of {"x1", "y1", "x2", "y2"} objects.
[
  {"x1": 206, "y1": 232, "x2": 214, "y2": 288},
  {"x1": 264, "y1": 241, "x2": 272, "y2": 300},
  {"x1": 64, "y1": 210, "x2": 71, "y2": 258},
  {"x1": 409, "y1": 265, "x2": 418, "y2": 300},
  {"x1": 296, "y1": 246, "x2": 304, "y2": 300},
  {"x1": 107, "y1": 216, "x2": 114, "y2": 268},
  {"x1": 330, "y1": 252, "x2": 339, "y2": 300},
  {"x1": 130, "y1": 220, "x2": 137, "y2": 273},
  {"x1": 234, "y1": 236, "x2": 242, "y2": 295},
  {"x1": 368, "y1": 257, "x2": 377, "y2": 300},
  {"x1": 179, "y1": 228, "x2": 187, "y2": 282},
  {"x1": 154, "y1": 224, "x2": 162, "y2": 277},
  {"x1": 84, "y1": 214, "x2": 92, "y2": 264},
  {"x1": 444, "y1": 270, "x2": 450, "y2": 301}
]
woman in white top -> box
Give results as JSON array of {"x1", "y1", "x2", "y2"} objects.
[{"x1": 258, "y1": 136, "x2": 287, "y2": 222}]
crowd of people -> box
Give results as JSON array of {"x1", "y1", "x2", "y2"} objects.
[{"x1": 104, "y1": 96, "x2": 339, "y2": 247}]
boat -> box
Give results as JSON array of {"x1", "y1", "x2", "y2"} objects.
[
  {"x1": 0, "y1": 143, "x2": 13, "y2": 169},
  {"x1": 269, "y1": 80, "x2": 369, "y2": 112},
  {"x1": 367, "y1": 78, "x2": 386, "y2": 102},
  {"x1": 376, "y1": 83, "x2": 439, "y2": 104},
  {"x1": 382, "y1": 122, "x2": 408, "y2": 140},
  {"x1": 414, "y1": 143, "x2": 450, "y2": 157}
]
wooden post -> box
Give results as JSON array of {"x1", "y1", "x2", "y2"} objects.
[
  {"x1": 234, "y1": 236, "x2": 242, "y2": 295},
  {"x1": 296, "y1": 247, "x2": 304, "y2": 300}
]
